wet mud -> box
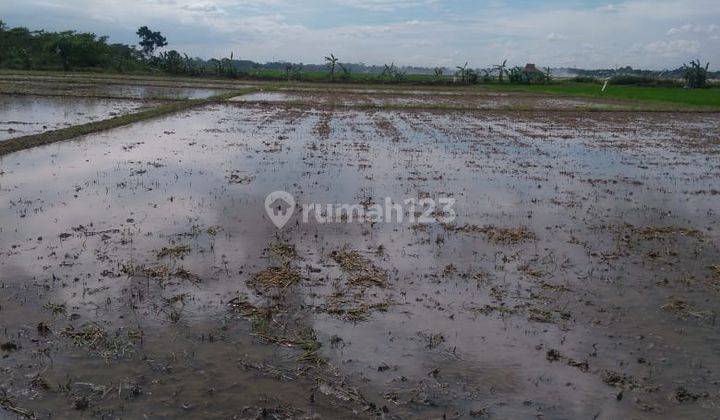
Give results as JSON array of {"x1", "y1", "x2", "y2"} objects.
[{"x1": 1, "y1": 90, "x2": 720, "y2": 418}]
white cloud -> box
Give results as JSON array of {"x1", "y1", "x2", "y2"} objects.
[
  {"x1": 667, "y1": 23, "x2": 720, "y2": 39},
  {"x1": 1, "y1": 0, "x2": 718, "y2": 69},
  {"x1": 181, "y1": 2, "x2": 223, "y2": 13},
  {"x1": 596, "y1": 4, "x2": 621, "y2": 12},
  {"x1": 635, "y1": 39, "x2": 701, "y2": 56},
  {"x1": 333, "y1": 0, "x2": 439, "y2": 12}
]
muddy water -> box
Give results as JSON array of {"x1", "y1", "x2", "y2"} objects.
[
  {"x1": 103, "y1": 84, "x2": 229, "y2": 99},
  {"x1": 231, "y1": 90, "x2": 623, "y2": 110},
  {"x1": 230, "y1": 91, "x2": 302, "y2": 102},
  {"x1": 1, "y1": 103, "x2": 720, "y2": 418},
  {"x1": 0, "y1": 95, "x2": 152, "y2": 140},
  {"x1": 0, "y1": 81, "x2": 232, "y2": 100}
]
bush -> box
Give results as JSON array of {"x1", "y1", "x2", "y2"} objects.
[
  {"x1": 683, "y1": 60, "x2": 709, "y2": 88},
  {"x1": 466, "y1": 69, "x2": 479, "y2": 84},
  {"x1": 571, "y1": 76, "x2": 599, "y2": 83},
  {"x1": 609, "y1": 75, "x2": 682, "y2": 87},
  {"x1": 508, "y1": 67, "x2": 550, "y2": 84}
]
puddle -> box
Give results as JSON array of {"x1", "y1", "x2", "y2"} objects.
[
  {"x1": 102, "y1": 84, "x2": 230, "y2": 99},
  {"x1": 230, "y1": 91, "x2": 300, "y2": 102},
  {"x1": 0, "y1": 103, "x2": 719, "y2": 418},
  {"x1": 0, "y1": 94, "x2": 153, "y2": 140},
  {"x1": 0, "y1": 81, "x2": 233, "y2": 100}
]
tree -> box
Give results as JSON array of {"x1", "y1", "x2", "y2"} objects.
[
  {"x1": 493, "y1": 59, "x2": 508, "y2": 82},
  {"x1": 159, "y1": 50, "x2": 183, "y2": 74},
  {"x1": 466, "y1": 68, "x2": 479, "y2": 84},
  {"x1": 0, "y1": 22, "x2": 142, "y2": 71},
  {"x1": 49, "y1": 31, "x2": 108, "y2": 70},
  {"x1": 479, "y1": 68, "x2": 492, "y2": 82},
  {"x1": 453, "y1": 63, "x2": 479, "y2": 84},
  {"x1": 455, "y1": 62, "x2": 469, "y2": 83},
  {"x1": 284, "y1": 63, "x2": 293, "y2": 80},
  {"x1": 136, "y1": 26, "x2": 167, "y2": 57},
  {"x1": 508, "y1": 66, "x2": 522, "y2": 83},
  {"x1": 683, "y1": 59, "x2": 709, "y2": 88},
  {"x1": 380, "y1": 63, "x2": 405, "y2": 83},
  {"x1": 325, "y1": 53, "x2": 339, "y2": 80}
]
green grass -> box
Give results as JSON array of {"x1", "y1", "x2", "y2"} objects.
[
  {"x1": 488, "y1": 82, "x2": 720, "y2": 109},
  {"x1": 0, "y1": 88, "x2": 256, "y2": 156}
]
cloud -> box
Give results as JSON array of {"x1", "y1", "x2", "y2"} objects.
[
  {"x1": 181, "y1": 2, "x2": 223, "y2": 13},
  {"x1": 667, "y1": 23, "x2": 720, "y2": 39},
  {"x1": 1, "y1": 0, "x2": 718, "y2": 69},
  {"x1": 635, "y1": 39, "x2": 700, "y2": 56},
  {"x1": 333, "y1": 0, "x2": 439, "y2": 12},
  {"x1": 596, "y1": 4, "x2": 621, "y2": 12}
]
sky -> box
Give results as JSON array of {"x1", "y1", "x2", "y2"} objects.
[{"x1": 1, "y1": 0, "x2": 718, "y2": 70}]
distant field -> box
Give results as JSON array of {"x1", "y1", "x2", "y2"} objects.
[
  {"x1": 2, "y1": 69, "x2": 719, "y2": 110},
  {"x1": 490, "y1": 82, "x2": 720, "y2": 109}
]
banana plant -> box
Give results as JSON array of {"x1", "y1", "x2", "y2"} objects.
[
  {"x1": 455, "y1": 62, "x2": 469, "y2": 83},
  {"x1": 493, "y1": 59, "x2": 507, "y2": 82},
  {"x1": 325, "y1": 53, "x2": 339, "y2": 80},
  {"x1": 683, "y1": 59, "x2": 710, "y2": 88}
]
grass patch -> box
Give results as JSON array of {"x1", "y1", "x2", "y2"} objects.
[
  {"x1": 155, "y1": 244, "x2": 191, "y2": 259},
  {"x1": 444, "y1": 224, "x2": 537, "y2": 244},
  {"x1": 248, "y1": 266, "x2": 301, "y2": 291},
  {"x1": 488, "y1": 82, "x2": 720, "y2": 109},
  {"x1": 330, "y1": 248, "x2": 388, "y2": 287},
  {"x1": 0, "y1": 88, "x2": 257, "y2": 156}
]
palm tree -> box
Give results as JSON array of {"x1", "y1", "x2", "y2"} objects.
[
  {"x1": 455, "y1": 62, "x2": 469, "y2": 83},
  {"x1": 493, "y1": 59, "x2": 507, "y2": 82},
  {"x1": 325, "y1": 53, "x2": 339, "y2": 80}
]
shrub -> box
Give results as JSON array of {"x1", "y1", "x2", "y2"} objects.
[
  {"x1": 571, "y1": 76, "x2": 599, "y2": 83},
  {"x1": 683, "y1": 60, "x2": 710, "y2": 88},
  {"x1": 508, "y1": 67, "x2": 549, "y2": 84},
  {"x1": 610, "y1": 75, "x2": 682, "y2": 87}
]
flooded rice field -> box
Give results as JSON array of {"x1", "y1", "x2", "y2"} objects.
[
  {"x1": 101, "y1": 85, "x2": 229, "y2": 100},
  {"x1": 232, "y1": 89, "x2": 624, "y2": 110},
  {"x1": 1, "y1": 90, "x2": 720, "y2": 419},
  {"x1": 0, "y1": 94, "x2": 153, "y2": 140},
  {"x1": 0, "y1": 80, "x2": 233, "y2": 100}
]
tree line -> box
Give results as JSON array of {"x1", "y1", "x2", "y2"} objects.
[{"x1": 0, "y1": 21, "x2": 712, "y2": 88}]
